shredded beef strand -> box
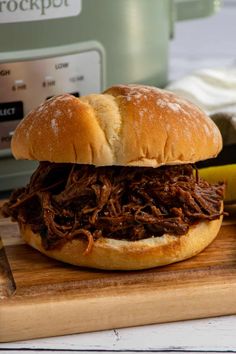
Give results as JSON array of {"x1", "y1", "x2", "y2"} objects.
[
  {"x1": 68, "y1": 229, "x2": 94, "y2": 255},
  {"x1": 2, "y1": 163, "x2": 224, "y2": 253}
]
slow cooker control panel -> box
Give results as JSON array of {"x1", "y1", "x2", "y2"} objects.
[{"x1": 0, "y1": 49, "x2": 102, "y2": 150}]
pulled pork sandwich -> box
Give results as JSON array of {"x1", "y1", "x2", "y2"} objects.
[{"x1": 2, "y1": 85, "x2": 225, "y2": 270}]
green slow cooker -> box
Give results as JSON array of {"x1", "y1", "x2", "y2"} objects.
[{"x1": 0, "y1": 0, "x2": 220, "y2": 191}]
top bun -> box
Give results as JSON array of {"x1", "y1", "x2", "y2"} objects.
[{"x1": 11, "y1": 84, "x2": 222, "y2": 167}]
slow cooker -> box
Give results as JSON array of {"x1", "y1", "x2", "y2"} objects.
[{"x1": 0, "y1": 0, "x2": 220, "y2": 191}]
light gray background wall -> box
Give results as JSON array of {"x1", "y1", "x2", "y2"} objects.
[{"x1": 169, "y1": 0, "x2": 236, "y2": 81}]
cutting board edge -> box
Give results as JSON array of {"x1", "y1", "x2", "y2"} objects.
[{"x1": 1, "y1": 279, "x2": 236, "y2": 342}]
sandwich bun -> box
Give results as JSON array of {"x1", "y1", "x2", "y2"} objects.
[
  {"x1": 20, "y1": 215, "x2": 222, "y2": 270},
  {"x1": 11, "y1": 84, "x2": 222, "y2": 167}
]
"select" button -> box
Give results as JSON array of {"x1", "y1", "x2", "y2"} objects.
[{"x1": 0, "y1": 101, "x2": 23, "y2": 122}]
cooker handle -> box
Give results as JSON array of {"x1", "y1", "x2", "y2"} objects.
[{"x1": 174, "y1": 0, "x2": 221, "y2": 21}]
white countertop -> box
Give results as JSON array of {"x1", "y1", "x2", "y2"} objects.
[
  {"x1": 1, "y1": 2, "x2": 236, "y2": 353},
  {"x1": 1, "y1": 316, "x2": 236, "y2": 353}
]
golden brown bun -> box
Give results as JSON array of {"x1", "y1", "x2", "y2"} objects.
[
  {"x1": 20, "y1": 216, "x2": 222, "y2": 270},
  {"x1": 12, "y1": 85, "x2": 222, "y2": 167}
]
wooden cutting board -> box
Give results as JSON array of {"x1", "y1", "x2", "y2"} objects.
[{"x1": 1, "y1": 210, "x2": 236, "y2": 343}]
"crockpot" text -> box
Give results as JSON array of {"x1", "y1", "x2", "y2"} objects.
[{"x1": 0, "y1": 0, "x2": 69, "y2": 16}]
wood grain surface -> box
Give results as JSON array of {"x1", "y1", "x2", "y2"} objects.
[{"x1": 0, "y1": 212, "x2": 236, "y2": 343}]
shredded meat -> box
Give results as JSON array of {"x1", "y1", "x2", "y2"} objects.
[{"x1": 2, "y1": 162, "x2": 224, "y2": 253}]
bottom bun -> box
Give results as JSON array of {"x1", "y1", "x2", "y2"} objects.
[{"x1": 19, "y1": 216, "x2": 223, "y2": 270}]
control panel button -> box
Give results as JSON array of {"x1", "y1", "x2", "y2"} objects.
[
  {"x1": 0, "y1": 120, "x2": 20, "y2": 149},
  {"x1": 12, "y1": 80, "x2": 27, "y2": 91},
  {"x1": 43, "y1": 76, "x2": 56, "y2": 88},
  {"x1": 0, "y1": 102, "x2": 23, "y2": 122}
]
